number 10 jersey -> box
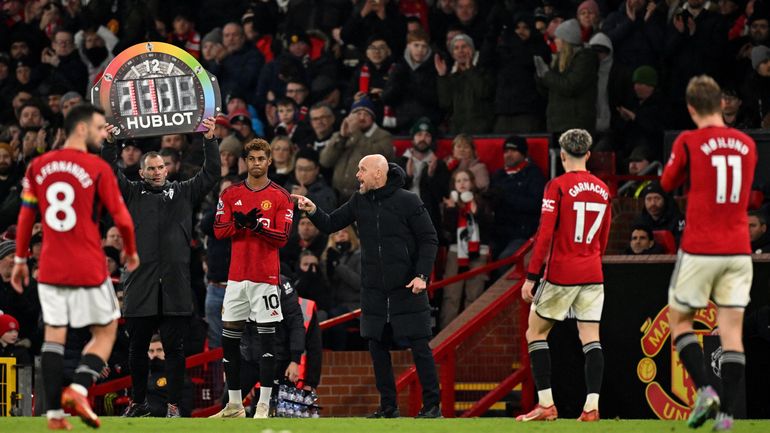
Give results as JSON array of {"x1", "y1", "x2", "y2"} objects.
[
  {"x1": 662, "y1": 126, "x2": 757, "y2": 255},
  {"x1": 17, "y1": 148, "x2": 136, "y2": 287},
  {"x1": 527, "y1": 171, "x2": 612, "y2": 286}
]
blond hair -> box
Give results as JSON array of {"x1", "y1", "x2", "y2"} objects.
[{"x1": 686, "y1": 75, "x2": 722, "y2": 116}]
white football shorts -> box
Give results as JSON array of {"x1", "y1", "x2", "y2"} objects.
[
  {"x1": 38, "y1": 278, "x2": 120, "y2": 328},
  {"x1": 222, "y1": 280, "x2": 283, "y2": 323},
  {"x1": 668, "y1": 251, "x2": 752, "y2": 313}
]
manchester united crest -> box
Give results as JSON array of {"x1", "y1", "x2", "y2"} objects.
[{"x1": 261, "y1": 200, "x2": 272, "y2": 211}]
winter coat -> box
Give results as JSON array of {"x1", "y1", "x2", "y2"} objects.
[
  {"x1": 482, "y1": 21, "x2": 551, "y2": 117},
  {"x1": 284, "y1": 175, "x2": 337, "y2": 213},
  {"x1": 397, "y1": 150, "x2": 451, "y2": 241},
  {"x1": 308, "y1": 164, "x2": 438, "y2": 340},
  {"x1": 319, "y1": 125, "x2": 394, "y2": 202},
  {"x1": 209, "y1": 44, "x2": 264, "y2": 106},
  {"x1": 602, "y1": 1, "x2": 666, "y2": 69},
  {"x1": 326, "y1": 248, "x2": 361, "y2": 311},
  {"x1": 633, "y1": 189, "x2": 685, "y2": 244},
  {"x1": 101, "y1": 138, "x2": 221, "y2": 317},
  {"x1": 340, "y1": 3, "x2": 408, "y2": 54},
  {"x1": 537, "y1": 47, "x2": 599, "y2": 133},
  {"x1": 345, "y1": 58, "x2": 395, "y2": 122},
  {"x1": 381, "y1": 49, "x2": 441, "y2": 133},
  {"x1": 437, "y1": 62, "x2": 496, "y2": 134},
  {"x1": 487, "y1": 163, "x2": 547, "y2": 242}
]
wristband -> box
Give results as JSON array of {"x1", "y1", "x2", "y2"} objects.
[{"x1": 14, "y1": 256, "x2": 28, "y2": 264}]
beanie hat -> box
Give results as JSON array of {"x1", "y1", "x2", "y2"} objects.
[
  {"x1": 59, "y1": 91, "x2": 82, "y2": 110},
  {"x1": 632, "y1": 65, "x2": 658, "y2": 87},
  {"x1": 215, "y1": 114, "x2": 231, "y2": 129},
  {"x1": 554, "y1": 19, "x2": 582, "y2": 46},
  {"x1": 410, "y1": 117, "x2": 435, "y2": 137},
  {"x1": 559, "y1": 129, "x2": 592, "y2": 156},
  {"x1": 350, "y1": 97, "x2": 376, "y2": 118},
  {"x1": 219, "y1": 135, "x2": 242, "y2": 156},
  {"x1": 228, "y1": 108, "x2": 251, "y2": 125},
  {"x1": 202, "y1": 27, "x2": 223, "y2": 45},
  {"x1": 0, "y1": 240, "x2": 15, "y2": 259},
  {"x1": 578, "y1": 0, "x2": 600, "y2": 18},
  {"x1": 751, "y1": 45, "x2": 770, "y2": 70},
  {"x1": 0, "y1": 314, "x2": 20, "y2": 336},
  {"x1": 503, "y1": 135, "x2": 528, "y2": 155},
  {"x1": 641, "y1": 181, "x2": 666, "y2": 199},
  {"x1": 449, "y1": 33, "x2": 475, "y2": 52}
]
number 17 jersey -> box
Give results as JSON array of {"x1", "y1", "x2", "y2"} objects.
[
  {"x1": 527, "y1": 171, "x2": 612, "y2": 286},
  {"x1": 661, "y1": 126, "x2": 757, "y2": 255}
]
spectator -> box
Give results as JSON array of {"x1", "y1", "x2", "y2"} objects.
[
  {"x1": 74, "y1": 25, "x2": 118, "y2": 86},
  {"x1": 159, "y1": 149, "x2": 189, "y2": 182},
  {"x1": 209, "y1": 22, "x2": 264, "y2": 107},
  {"x1": 619, "y1": 145, "x2": 655, "y2": 198},
  {"x1": 439, "y1": 169, "x2": 492, "y2": 329},
  {"x1": 308, "y1": 103, "x2": 337, "y2": 154},
  {"x1": 444, "y1": 134, "x2": 489, "y2": 191},
  {"x1": 18, "y1": 102, "x2": 45, "y2": 129},
  {"x1": 731, "y1": 8, "x2": 770, "y2": 85},
  {"x1": 169, "y1": 11, "x2": 201, "y2": 59},
  {"x1": 615, "y1": 65, "x2": 667, "y2": 161},
  {"x1": 633, "y1": 182, "x2": 685, "y2": 244},
  {"x1": 382, "y1": 30, "x2": 441, "y2": 134},
  {"x1": 104, "y1": 226, "x2": 124, "y2": 252},
  {"x1": 741, "y1": 45, "x2": 770, "y2": 128},
  {"x1": 228, "y1": 109, "x2": 257, "y2": 144},
  {"x1": 323, "y1": 226, "x2": 362, "y2": 315},
  {"x1": 256, "y1": 30, "x2": 315, "y2": 113},
  {"x1": 487, "y1": 136, "x2": 546, "y2": 260},
  {"x1": 310, "y1": 76, "x2": 345, "y2": 117},
  {"x1": 0, "y1": 142, "x2": 22, "y2": 201},
  {"x1": 292, "y1": 251, "x2": 332, "y2": 314},
  {"x1": 397, "y1": 117, "x2": 450, "y2": 236},
  {"x1": 624, "y1": 224, "x2": 664, "y2": 254},
  {"x1": 535, "y1": 19, "x2": 599, "y2": 134},
  {"x1": 722, "y1": 86, "x2": 758, "y2": 129},
  {"x1": 285, "y1": 80, "x2": 311, "y2": 121},
  {"x1": 483, "y1": 12, "x2": 551, "y2": 134},
  {"x1": 664, "y1": 0, "x2": 728, "y2": 128},
  {"x1": 749, "y1": 210, "x2": 770, "y2": 253},
  {"x1": 589, "y1": 32, "x2": 632, "y2": 136},
  {"x1": 0, "y1": 240, "x2": 40, "y2": 350},
  {"x1": 268, "y1": 135, "x2": 295, "y2": 187},
  {"x1": 451, "y1": 0, "x2": 486, "y2": 47},
  {"x1": 214, "y1": 114, "x2": 233, "y2": 140},
  {"x1": 281, "y1": 214, "x2": 328, "y2": 277},
  {"x1": 341, "y1": 0, "x2": 408, "y2": 56},
  {"x1": 145, "y1": 335, "x2": 193, "y2": 417},
  {"x1": 200, "y1": 27, "x2": 226, "y2": 72},
  {"x1": 577, "y1": 0, "x2": 602, "y2": 42},
  {"x1": 430, "y1": 0, "x2": 458, "y2": 47},
  {"x1": 218, "y1": 136, "x2": 242, "y2": 178},
  {"x1": 0, "y1": 313, "x2": 30, "y2": 365},
  {"x1": 436, "y1": 34, "x2": 495, "y2": 134},
  {"x1": 285, "y1": 148, "x2": 336, "y2": 213},
  {"x1": 102, "y1": 119, "x2": 221, "y2": 418},
  {"x1": 320, "y1": 97, "x2": 394, "y2": 202},
  {"x1": 345, "y1": 35, "x2": 394, "y2": 125},
  {"x1": 103, "y1": 246, "x2": 121, "y2": 279},
  {"x1": 39, "y1": 29, "x2": 88, "y2": 94},
  {"x1": 272, "y1": 98, "x2": 314, "y2": 146},
  {"x1": 119, "y1": 141, "x2": 142, "y2": 182},
  {"x1": 59, "y1": 91, "x2": 82, "y2": 118}
]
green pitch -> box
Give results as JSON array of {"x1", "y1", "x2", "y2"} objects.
[{"x1": 2, "y1": 418, "x2": 770, "y2": 433}]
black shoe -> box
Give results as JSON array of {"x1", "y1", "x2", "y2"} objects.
[
  {"x1": 122, "y1": 401, "x2": 152, "y2": 417},
  {"x1": 415, "y1": 405, "x2": 442, "y2": 419},
  {"x1": 367, "y1": 406, "x2": 400, "y2": 418},
  {"x1": 166, "y1": 403, "x2": 181, "y2": 418}
]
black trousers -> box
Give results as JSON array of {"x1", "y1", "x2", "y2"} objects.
[
  {"x1": 368, "y1": 323, "x2": 440, "y2": 409},
  {"x1": 126, "y1": 316, "x2": 187, "y2": 405}
]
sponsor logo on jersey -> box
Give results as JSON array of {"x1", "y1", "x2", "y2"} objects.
[
  {"x1": 261, "y1": 200, "x2": 272, "y2": 211},
  {"x1": 234, "y1": 199, "x2": 242, "y2": 206},
  {"x1": 285, "y1": 208, "x2": 294, "y2": 221},
  {"x1": 637, "y1": 302, "x2": 717, "y2": 420},
  {"x1": 542, "y1": 198, "x2": 556, "y2": 212}
]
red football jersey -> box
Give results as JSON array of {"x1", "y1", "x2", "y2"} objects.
[
  {"x1": 527, "y1": 171, "x2": 612, "y2": 285},
  {"x1": 214, "y1": 180, "x2": 293, "y2": 285},
  {"x1": 15, "y1": 148, "x2": 136, "y2": 287},
  {"x1": 661, "y1": 126, "x2": 757, "y2": 255}
]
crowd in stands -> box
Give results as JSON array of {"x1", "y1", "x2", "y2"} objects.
[{"x1": 3, "y1": 0, "x2": 770, "y2": 414}]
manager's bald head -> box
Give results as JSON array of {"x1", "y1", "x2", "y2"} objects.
[{"x1": 357, "y1": 154, "x2": 389, "y2": 193}]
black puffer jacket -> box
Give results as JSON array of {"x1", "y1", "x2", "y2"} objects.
[
  {"x1": 101, "y1": 138, "x2": 221, "y2": 317},
  {"x1": 381, "y1": 48, "x2": 441, "y2": 133},
  {"x1": 309, "y1": 164, "x2": 438, "y2": 340}
]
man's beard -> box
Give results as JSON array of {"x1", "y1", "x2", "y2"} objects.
[
  {"x1": 413, "y1": 140, "x2": 431, "y2": 153},
  {"x1": 0, "y1": 163, "x2": 11, "y2": 176}
]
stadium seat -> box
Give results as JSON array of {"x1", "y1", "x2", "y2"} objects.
[
  {"x1": 749, "y1": 190, "x2": 764, "y2": 210},
  {"x1": 652, "y1": 230, "x2": 676, "y2": 254}
]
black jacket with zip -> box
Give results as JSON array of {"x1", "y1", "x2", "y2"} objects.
[
  {"x1": 308, "y1": 163, "x2": 438, "y2": 340},
  {"x1": 101, "y1": 137, "x2": 221, "y2": 317}
]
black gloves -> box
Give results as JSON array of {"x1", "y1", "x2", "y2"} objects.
[{"x1": 233, "y1": 208, "x2": 264, "y2": 232}]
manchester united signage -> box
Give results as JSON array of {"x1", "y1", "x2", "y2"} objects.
[{"x1": 90, "y1": 42, "x2": 221, "y2": 138}]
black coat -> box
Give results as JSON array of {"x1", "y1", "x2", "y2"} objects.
[
  {"x1": 487, "y1": 163, "x2": 546, "y2": 243},
  {"x1": 101, "y1": 138, "x2": 221, "y2": 317},
  {"x1": 397, "y1": 153, "x2": 450, "y2": 242},
  {"x1": 309, "y1": 164, "x2": 438, "y2": 340},
  {"x1": 381, "y1": 51, "x2": 441, "y2": 133}
]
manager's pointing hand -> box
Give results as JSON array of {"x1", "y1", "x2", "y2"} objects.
[{"x1": 291, "y1": 194, "x2": 317, "y2": 215}]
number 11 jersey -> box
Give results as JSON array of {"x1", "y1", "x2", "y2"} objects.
[
  {"x1": 18, "y1": 148, "x2": 136, "y2": 287},
  {"x1": 661, "y1": 126, "x2": 757, "y2": 255},
  {"x1": 527, "y1": 171, "x2": 612, "y2": 286}
]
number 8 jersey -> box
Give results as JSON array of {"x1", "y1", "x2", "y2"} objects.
[
  {"x1": 16, "y1": 148, "x2": 137, "y2": 287},
  {"x1": 527, "y1": 171, "x2": 612, "y2": 285},
  {"x1": 661, "y1": 126, "x2": 757, "y2": 255}
]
